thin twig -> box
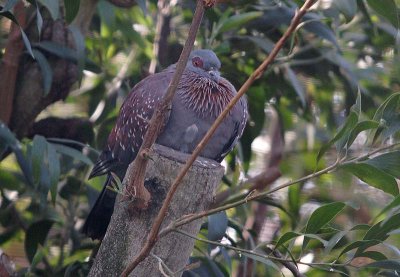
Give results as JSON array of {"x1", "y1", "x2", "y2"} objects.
[
  {"x1": 158, "y1": 142, "x2": 400, "y2": 237},
  {"x1": 149, "y1": 0, "x2": 171, "y2": 74},
  {"x1": 120, "y1": 0, "x2": 207, "y2": 275},
  {"x1": 266, "y1": 248, "x2": 306, "y2": 277},
  {"x1": 173, "y1": 228, "x2": 349, "y2": 269}
]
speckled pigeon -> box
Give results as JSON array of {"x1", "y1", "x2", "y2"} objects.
[{"x1": 82, "y1": 49, "x2": 248, "y2": 240}]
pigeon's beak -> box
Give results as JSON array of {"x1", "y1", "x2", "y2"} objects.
[{"x1": 208, "y1": 70, "x2": 221, "y2": 84}]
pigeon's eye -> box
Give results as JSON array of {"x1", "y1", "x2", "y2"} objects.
[{"x1": 192, "y1": 57, "x2": 204, "y2": 68}]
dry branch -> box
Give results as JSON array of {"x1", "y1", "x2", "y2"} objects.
[{"x1": 121, "y1": 1, "x2": 207, "y2": 274}]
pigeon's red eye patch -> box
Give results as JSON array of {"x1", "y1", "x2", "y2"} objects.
[{"x1": 192, "y1": 57, "x2": 204, "y2": 68}]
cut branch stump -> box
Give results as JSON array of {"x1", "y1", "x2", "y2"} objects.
[{"x1": 89, "y1": 144, "x2": 224, "y2": 276}]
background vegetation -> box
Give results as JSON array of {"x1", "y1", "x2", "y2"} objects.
[{"x1": 1, "y1": 0, "x2": 400, "y2": 276}]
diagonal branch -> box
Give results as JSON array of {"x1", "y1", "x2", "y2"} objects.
[
  {"x1": 124, "y1": 0, "x2": 207, "y2": 209},
  {"x1": 120, "y1": 0, "x2": 209, "y2": 275},
  {"x1": 151, "y1": 0, "x2": 318, "y2": 223}
]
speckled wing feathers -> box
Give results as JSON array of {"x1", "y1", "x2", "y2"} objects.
[{"x1": 89, "y1": 71, "x2": 173, "y2": 179}]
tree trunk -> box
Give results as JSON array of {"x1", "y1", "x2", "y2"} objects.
[{"x1": 89, "y1": 144, "x2": 224, "y2": 276}]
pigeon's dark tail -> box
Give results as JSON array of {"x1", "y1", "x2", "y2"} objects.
[{"x1": 82, "y1": 175, "x2": 117, "y2": 240}]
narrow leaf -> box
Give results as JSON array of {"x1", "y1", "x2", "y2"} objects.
[
  {"x1": 357, "y1": 251, "x2": 387, "y2": 261},
  {"x1": 240, "y1": 251, "x2": 281, "y2": 273},
  {"x1": 334, "y1": 0, "x2": 357, "y2": 21},
  {"x1": 52, "y1": 143, "x2": 93, "y2": 165},
  {"x1": 274, "y1": 231, "x2": 302, "y2": 250},
  {"x1": 31, "y1": 135, "x2": 47, "y2": 187},
  {"x1": 365, "y1": 151, "x2": 400, "y2": 179},
  {"x1": 20, "y1": 27, "x2": 34, "y2": 58},
  {"x1": 347, "y1": 120, "x2": 379, "y2": 148},
  {"x1": 373, "y1": 195, "x2": 400, "y2": 222},
  {"x1": 341, "y1": 163, "x2": 399, "y2": 196},
  {"x1": 68, "y1": 25, "x2": 85, "y2": 81},
  {"x1": 25, "y1": 220, "x2": 54, "y2": 263},
  {"x1": 364, "y1": 213, "x2": 400, "y2": 241},
  {"x1": 64, "y1": 0, "x2": 80, "y2": 23},
  {"x1": 32, "y1": 49, "x2": 53, "y2": 95},
  {"x1": 35, "y1": 1, "x2": 43, "y2": 36},
  {"x1": 37, "y1": 0, "x2": 59, "y2": 20},
  {"x1": 208, "y1": 211, "x2": 228, "y2": 242},
  {"x1": 362, "y1": 259, "x2": 400, "y2": 271},
  {"x1": 284, "y1": 65, "x2": 306, "y2": 107},
  {"x1": 220, "y1": 11, "x2": 263, "y2": 33},
  {"x1": 305, "y1": 202, "x2": 346, "y2": 234},
  {"x1": 337, "y1": 240, "x2": 381, "y2": 259},
  {"x1": 317, "y1": 111, "x2": 358, "y2": 162},
  {"x1": 47, "y1": 143, "x2": 60, "y2": 204}
]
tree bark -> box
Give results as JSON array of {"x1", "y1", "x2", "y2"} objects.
[{"x1": 89, "y1": 144, "x2": 224, "y2": 276}]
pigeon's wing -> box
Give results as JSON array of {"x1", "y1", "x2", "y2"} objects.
[{"x1": 89, "y1": 71, "x2": 173, "y2": 179}]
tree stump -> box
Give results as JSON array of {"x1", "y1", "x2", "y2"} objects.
[{"x1": 89, "y1": 144, "x2": 224, "y2": 276}]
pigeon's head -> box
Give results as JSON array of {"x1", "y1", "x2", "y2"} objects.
[{"x1": 187, "y1": 49, "x2": 221, "y2": 84}]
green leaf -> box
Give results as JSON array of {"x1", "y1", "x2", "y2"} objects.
[
  {"x1": 208, "y1": 211, "x2": 228, "y2": 242},
  {"x1": 37, "y1": 0, "x2": 59, "y2": 20},
  {"x1": 284, "y1": 65, "x2": 306, "y2": 107},
  {"x1": 68, "y1": 25, "x2": 85, "y2": 81},
  {"x1": 274, "y1": 231, "x2": 302, "y2": 250},
  {"x1": 317, "y1": 111, "x2": 358, "y2": 162},
  {"x1": 35, "y1": 1, "x2": 43, "y2": 36},
  {"x1": 240, "y1": 251, "x2": 281, "y2": 273},
  {"x1": 372, "y1": 92, "x2": 400, "y2": 122},
  {"x1": 0, "y1": 121, "x2": 18, "y2": 150},
  {"x1": 244, "y1": 36, "x2": 275, "y2": 54},
  {"x1": 334, "y1": 0, "x2": 357, "y2": 21},
  {"x1": 31, "y1": 135, "x2": 47, "y2": 187},
  {"x1": 357, "y1": 251, "x2": 387, "y2": 261},
  {"x1": 52, "y1": 143, "x2": 93, "y2": 165},
  {"x1": 30, "y1": 245, "x2": 45, "y2": 269},
  {"x1": 364, "y1": 213, "x2": 400, "y2": 241},
  {"x1": 372, "y1": 93, "x2": 400, "y2": 142},
  {"x1": 366, "y1": 0, "x2": 399, "y2": 27},
  {"x1": 324, "y1": 230, "x2": 348, "y2": 255},
  {"x1": 337, "y1": 240, "x2": 381, "y2": 259},
  {"x1": 34, "y1": 41, "x2": 76, "y2": 60},
  {"x1": 47, "y1": 143, "x2": 60, "y2": 204},
  {"x1": 20, "y1": 27, "x2": 35, "y2": 58},
  {"x1": 25, "y1": 220, "x2": 54, "y2": 263},
  {"x1": 64, "y1": 0, "x2": 80, "y2": 23},
  {"x1": 365, "y1": 151, "x2": 400, "y2": 178},
  {"x1": 219, "y1": 11, "x2": 263, "y2": 33},
  {"x1": 32, "y1": 49, "x2": 53, "y2": 95},
  {"x1": 347, "y1": 120, "x2": 379, "y2": 148},
  {"x1": 362, "y1": 259, "x2": 400, "y2": 271},
  {"x1": 305, "y1": 202, "x2": 346, "y2": 234},
  {"x1": 341, "y1": 163, "x2": 399, "y2": 196},
  {"x1": 303, "y1": 202, "x2": 346, "y2": 250},
  {"x1": 373, "y1": 194, "x2": 400, "y2": 222}
]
